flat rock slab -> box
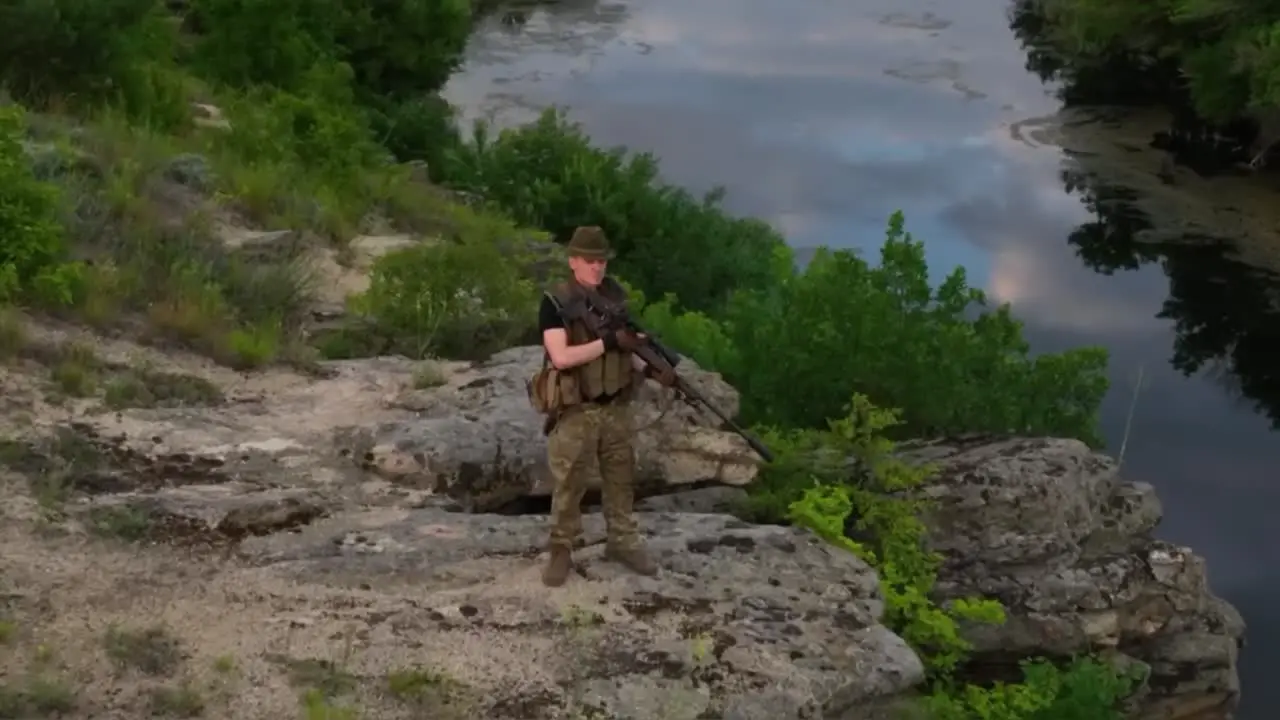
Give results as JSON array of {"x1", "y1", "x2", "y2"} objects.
[
  {"x1": 32, "y1": 347, "x2": 763, "y2": 514},
  {"x1": 239, "y1": 509, "x2": 924, "y2": 718},
  {"x1": 78, "y1": 483, "x2": 331, "y2": 539}
]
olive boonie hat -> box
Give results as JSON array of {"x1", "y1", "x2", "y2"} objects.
[{"x1": 566, "y1": 225, "x2": 614, "y2": 259}]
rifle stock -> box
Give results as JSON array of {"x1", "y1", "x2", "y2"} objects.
[{"x1": 568, "y1": 285, "x2": 774, "y2": 463}]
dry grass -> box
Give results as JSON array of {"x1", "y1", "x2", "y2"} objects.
[
  {"x1": 18, "y1": 99, "x2": 529, "y2": 374},
  {"x1": 412, "y1": 360, "x2": 449, "y2": 389}
]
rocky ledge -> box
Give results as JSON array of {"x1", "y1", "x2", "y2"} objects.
[
  {"x1": 907, "y1": 437, "x2": 1245, "y2": 720},
  {"x1": 236, "y1": 509, "x2": 923, "y2": 719},
  {"x1": 0, "y1": 330, "x2": 1244, "y2": 719}
]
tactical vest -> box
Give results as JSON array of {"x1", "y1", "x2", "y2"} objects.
[{"x1": 548, "y1": 278, "x2": 635, "y2": 403}]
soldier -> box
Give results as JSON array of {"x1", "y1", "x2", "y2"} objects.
[{"x1": 536, "y1": 226, "x2": 677, "y2": 587}]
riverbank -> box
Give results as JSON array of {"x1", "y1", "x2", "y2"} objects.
[
  {"x1": 0, "y1": 314, "x2": 1240, "y2": 719},
  {"x1": 1010, "y1": 0, "x2": 1280, "y2": 171},
  {"x1": 441, "y1": 2, "x2": 1279, "y2": 717},
  {"x1": 0, "y1": 1, "x2": 1247, "y2": 718}
]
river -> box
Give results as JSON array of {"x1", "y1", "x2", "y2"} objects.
[{"x1": 443, "y1": 1, "x2": 1280, "y2": 716}]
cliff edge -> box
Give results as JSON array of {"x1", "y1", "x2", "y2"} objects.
[{"x1": 0, "y1": 316, "x2": 1243, "y2": 719}]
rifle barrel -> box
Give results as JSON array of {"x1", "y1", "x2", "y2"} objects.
[
  {"x1": 675, "y1": 379, "x2": 775, "y2": 463},
  {"x1": 579, "y1": 286, "x2": 771, "y2": 462}
]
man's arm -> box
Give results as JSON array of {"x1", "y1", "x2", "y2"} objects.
[{"x1": 540, "y1": 295, "x2": 607, "y2": 370}]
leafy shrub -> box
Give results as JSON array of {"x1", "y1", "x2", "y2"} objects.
[
  {"x1": 635, "y1": 212, "x2": 1109, "y2": 445},
  {"x1": 782, "y1": 394, "x2": 1139, "y2": 717},
  {"x1": 189, "y1": 0, "x2": 472, "y2": 101},
  {"x1": 445, "y1": 112, "x2": 1108, "y2": 444},
  {"x1": 351, "y1": 238, "x2": 539, "y2": 360},
  {"x1": 925, "y1": 655, "x2": 1142, "y2": 720},
  {"x1": 440, "y1": 109, "x2": 790, "y2": 313},
  {"x1": 215, "y1": 64, "x2": 379, "y2": 177},
  {"x1": 370, "y1": 94, "x2": 463, "y2": 170},
  {"x1": 334, "y1": 0, "x2": 472, "y2": 102},
  {"x1": 781, "y1": 395, "x2": 1006, "y2": 674},
  {"x1": 1028, "y1": 0, "x2": 1280, "y2": 123},
  {"x1": 630, "y1": 290, "x2": 741, "y2": 378},
  {"x1": 187, "y1": 0, "x2": 348, "y2": 93},
  {"x1": 204, "y1": 65, "x2": 386, "y2": 238},
  {"x1": 0, "y1": 105, "x2": 76, "y2": 303},
  {"x1": 0, "y1": 0, "x2": 188, "y2": 128}
]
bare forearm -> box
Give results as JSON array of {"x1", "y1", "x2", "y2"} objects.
[{"x1": 549, "y1": 339, "x2": 606, "y2": 369}]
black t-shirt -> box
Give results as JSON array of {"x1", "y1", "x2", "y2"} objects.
[
  {"x1": 538, "y1": 292, "x2": 642, "y2": 392},
  {"x1": 538, "y1": 294, "x2": 565, "y2": 333}
]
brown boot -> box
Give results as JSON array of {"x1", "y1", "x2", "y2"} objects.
[
  {"x1": 605, "y1": 544, "x2": 658, "y2": 576},
  {"x1": 542, "y1": 545, "x2": 573, "y2": 587}
]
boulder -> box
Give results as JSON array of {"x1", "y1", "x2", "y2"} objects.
[
  {"x1": 352, "y1": 346, "x2": 763, "y2": 511},
  {"x1": 10, "y1": 348, "x2": 759, "y2": 521},
  {"x1": 905, "y1": 436, "x2": 1245, "y2": 720},
  {"x1": 237, "y1": 507, "x2": 925, "y2": 718}
]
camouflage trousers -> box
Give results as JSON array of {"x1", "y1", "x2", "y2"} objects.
[{"x1": 546, "y1": 400, "x2": 639, "y2": 550}]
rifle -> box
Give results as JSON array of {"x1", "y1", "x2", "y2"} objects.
[{"x1": 563, "y1": 283, "x2": 774, "y2": 463}]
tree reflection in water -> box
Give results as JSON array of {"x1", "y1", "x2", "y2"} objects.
[{"x1": 1062, "y1": 167, "x2": 1280, "y2": 425}]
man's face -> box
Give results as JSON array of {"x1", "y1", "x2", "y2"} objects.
[{"x1": 569, "y1": 255, "x2": 607, "y2": 287}]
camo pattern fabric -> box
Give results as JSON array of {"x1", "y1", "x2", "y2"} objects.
[{"x1": 546, "y1": 401, "x2": 639, "y2": 550}]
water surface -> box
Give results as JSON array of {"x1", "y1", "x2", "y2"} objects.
[{"x1": 445, "y1": 1, "x2": 1280, "y2": 715}]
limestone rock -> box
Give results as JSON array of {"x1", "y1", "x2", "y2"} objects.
[
  {"x1": 13, "y1": 348, "x2": 759, "y2": 523},
  {"x1": 77, "y1": 483, "x2": 330, "y2": 540},
  {"x1": 635, "y1": 486, "x2": 748, "y2": 514},
  {"x1": 239, "y1": 508, "x2": 925, "y2": 718},
  {"x1": 353, "y1": 345, "x2": 762, "y2": 511},
  {"x1": 907, "y1": 436, "x2": 1245, "y2": 720},
  {"x1": 191, "y1": 102, "x2": 230, "y2": 130}
]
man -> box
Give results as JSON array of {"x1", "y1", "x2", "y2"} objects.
[{"x1": 537, "y1": 225, "x2": 676, "y2": 587}]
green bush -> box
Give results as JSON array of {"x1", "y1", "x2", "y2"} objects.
[
  {"x1": 1028, "y1": 0, "x2": 1280, "y2": 123},
  {"x1": 439, "y1": 113, "x2": 1107, "y2": 444},
  {"x1": 351, "y1": 238, "x2": 540, "y2": 360},
  {"x1": 783, "y1": 395, "x2": 1007, "y2": 675},
  {"x1": 188, "y1": 0, "x2": 472, "y2": 101},
  {"x1": 782, "y1": 395, "x2": 1140, "y2": 718},
  {"x1": 215, "y1": 63, "x2": 381, "y2": 181},
  {"x1": 925, "y1": 655, "x2": 1142, "y2": 720},
  {"x1": 0, "y1": 105, "x2": 77, "y2": 303},
  {"x1": 440, "y1": 109, "x2": 791, "y2": 313},
  {"x1": 633, "y1": 292, "x2": 741, "y2": 379},
  {"x1": 370, "y1": 94, "x2": 463, "y2": 170},
  {"x1": 334, "y1": 0, "x2": 472, "y2": 102},
  {"x1": 635, "y1": 212, "x2": 1109, "y2": 445},
  {"x1": 187, "y1": 0, "x2": 348, "y2": 93},
  {"x1": 0, "y1": 0, "x2": 188, "y2": 128}
]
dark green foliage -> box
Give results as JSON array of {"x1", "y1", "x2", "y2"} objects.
[
  {"x1": 335, "y1": 0, "x2": 473, "y2": 102},
  {"x1": 776, "y1": 398, "x2": 1140, "y2": 718},
  {"x1": 1023, "y1": 0, "x2": 1280, "y2": 122},
  {"x1": 439, "y1": 109, "x2": 791, "y2": 314},
  {"x1": 630, "y1": 213, "x2": 1109, "y2": 445},
  {"x1": 0, "y1": 106, "x2": 74, "y2": 303},
  {"x1": 0, "y1": 0, "x2": 189, "y2": 128},
  {"x1": 186, "y1": 0, "x2": 348, "y2": 93},
  {"x1": 370, "y1": 94, "x2": 464, "y2": 169},
  {"x1": 723, "y1": 213, "x2": 1109, "y2": 441},
  {"x1": 188, "y1": 0, "x2": 472, "y2": 102}
]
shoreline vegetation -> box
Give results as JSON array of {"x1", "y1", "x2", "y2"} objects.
[
  {"x1": 1011, "y1": 0, "x2": 1280, "y2": 171},
  {"x1": 0, "y1": 0, "x2": 1150, "y2": 717}
]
